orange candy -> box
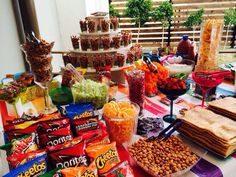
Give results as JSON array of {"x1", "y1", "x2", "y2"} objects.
[{"x1": 85, "y1": 142, "x2": 120, "y2": 175}]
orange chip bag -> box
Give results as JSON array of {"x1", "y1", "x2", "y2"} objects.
[
  {"x1": 85, "y1": 142, "x2": 120, "y2": 174},
  {"x1": 58, "y1": 161, "x2": 98, "y2": 177}
]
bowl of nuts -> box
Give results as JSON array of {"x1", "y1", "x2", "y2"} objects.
[{"x1": 127, "y1": 135, "x2": 207, "y2": 177}]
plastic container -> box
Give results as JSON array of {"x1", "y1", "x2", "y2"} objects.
[{"x1": 103, "y1": 101, "x2": 140, "y2": 146}]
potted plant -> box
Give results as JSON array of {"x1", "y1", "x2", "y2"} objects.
[
  {"x1": 152, "y1": 1, "x2": 174, "y2": 49},
  {"x1": 125, "y1": 0, "x2": 152, "y2": 43},
  {"x1": 224, "y1": 7, "x2": 236, "y2": 49},
  {"x1": 184, "y1": 8, "x2": 204, "y2": 42}
]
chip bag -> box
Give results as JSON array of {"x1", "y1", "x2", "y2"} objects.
[
  {"x1": 72, "y1": 115, "x2": 99, "y2": 136},
  {"x1": 39, "y1": 124, "x2": 73, "y2": 148},
  {"x1": 48, "y1": 139, "x2": 88, "y2": 169},
  {"x1": 3, "y1": 154, "x2": 47, "y2": 177},
  {"x1": 82, "y1": 129, "x2": 110, "y2": 147},
  {"x1": 101, "y1": 161, "x2": 134, "y2": 177},
  {"x1": 60, "y1": 103, "x2": 94, "y2": 120},
  {"x1": 58, "y1": 161, "x2": 98, "y2": 177},
  {"x1": 7, "y1": 149, "x2": 46, "y2": 168},
  {"x1": 38, "y1": 118, "x2": 70, "y2": 134},
  {"x1": 85, "y1": 142, "x2": 120, "y2": 174},
  {"x1": 5, "y1": 123, "x2": 39, "y2": 141},
  {"x1": 0, "y1": 133, "x2": 38, "y2": 156}
]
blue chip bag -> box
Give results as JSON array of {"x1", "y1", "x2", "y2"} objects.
[
  {"x1": 59, "y1": 103, "x2": 94, "y2": 120},
  {"x1": 3, "y1": 154, "x2": 47, "y2": 177}
]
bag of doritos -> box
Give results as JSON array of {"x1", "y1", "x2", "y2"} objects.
[
  {"x1": 47, "y1": 138, "x2": 88, "y2": 169},
  {"x1": 39, "y1": 125, "x2": 73, "y2": 148},
  {"x1": 82, "y1": 129, "x2": 110, "y2": 147},
  {"x1": 38, "y1": 118, "x2": 70, "y2": 134},
  {"x1": 85, "y1": 142, "x2": 120, "y2": 175}
]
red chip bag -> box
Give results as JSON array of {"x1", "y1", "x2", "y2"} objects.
[
  {"x1": 85, "y1": 142, "x2": 120, "y2": 174},
  {"x1": 82, "y1": 129, "x2": 110, "y2": 147},
  {"x1": 48, "y1": 139, "x2": 88, "y2": 169},
  {"x1": 7, "y1": 149, "x2": 46, "y2": 168},
  {"x1": 101, "y1": 161, "x2": 134, "y2": 177},
  {"x1": 5, "y1": 123, "x2": 39, "y2": 141},
  {"x1": 39, "y1": 124, "x2": 73, "y2": 148},
  {"x1": 58, "y1": 161, "x2": 98, "y2": 177},
  {"x1": 38, "y1": 118, "x2": 70, "y2": 134},
  {"x1": 72, "y1": 115, "x2": 99, "y2": 136}
]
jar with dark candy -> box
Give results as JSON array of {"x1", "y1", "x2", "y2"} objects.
[
  {"x1": 90, "y1": 36, "x2": 100, "y2": 51},
  {"x1": 80, "y1": 54, "x2": 88, "y2": 68},
  {"x1": 126, "y1": 69, "x2": 145, "y2": 115},
  {"x1": 81, "y1": 37, "x2": 89, "y2": 51},
  {"x1": 80, "y1": 20, "x2": 87, "y2": 33},
  {"x1": 112, "y1": 36, "x2": 121, "y2": 49},
  {"x1": 88, "y1": 20, "x2": 96, "y2": 33},
  {"x1": 102, "y1": 36, "x2": 111, "y2": 50}
]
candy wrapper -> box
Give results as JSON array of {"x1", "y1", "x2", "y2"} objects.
[
  {"x1": 48, "y1": 139, "x2": 88, "y2": 169},
  {"x1": 7, "y1": 149, "x2": 46, "y2": 168},
  {"x1": 72, "y1": 115, "x2": 99, "y2": 136},
  {"x1": 0, "y1": 133, "x2": 38, "y2": 156},
  {"x1": 86, "y1": 142, "x2": 120, "y2": 174},
  {"x1": 39, "y1": 124, "x2": 73, "y2": 148},
  {"x1": 3, "y1": 154, "x2": 47, "y2": 177},
  {"x1": 102, "y1": 161, "x2": 134, "y2": 177},
  {"x1": 57, "y1": 161, "x2": 98, "y2": 177}
]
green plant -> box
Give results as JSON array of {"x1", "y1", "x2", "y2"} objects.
[
  {"x1": 125, "y1": 0, "x2": 152, "y2": 43},
  {"x1": 109, "y1": 4, "x2": 120, "y2": 17},
  {"x1": 184, "y1": 8, "x2": 204, "y2": 42},
  {"x1": 152, "y1": 1, "x2": 174, "y2": 48},
  {"x1": 224, "y1": 8, "x2": 236, "y2": 49}
]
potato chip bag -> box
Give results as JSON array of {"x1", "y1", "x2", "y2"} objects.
[
  {"x1": 101, "y1": 161, "x2": 134, "y2": 177},
  {"x1": 58, "y1": 161, "x2": 98, "y2": 177},
  {"x1": 85, "y1": 142, "x2": 120, "y2": 174}
]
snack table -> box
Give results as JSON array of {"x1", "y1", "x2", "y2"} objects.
[
  {"x1": 114, "y1": 83, "x2": 236, "y2": 177},
  {"x1": 0, "y1": 81, "x2": 235, "y2": 177}
]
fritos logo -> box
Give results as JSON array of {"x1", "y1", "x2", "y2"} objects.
[
  {"x1": 95, "y1": 149, "x2": 118, "y2": 170},
  {"x1": 81, "y1": 170, "x2": 96, "y2": 177},
  {"x1": 17, "y1": 162, "x2": 46, "y2": 177},
  {"x1": 74, "y1": 112, "x2": 93, "y2": 119}
]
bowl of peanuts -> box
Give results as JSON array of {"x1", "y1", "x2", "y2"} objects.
[
  {"x1": 102, "y1": 101, "x2": 140, "y2": 146},
  {"x1": 127, "y1": 135, "x2": 207, "y2": 177}
]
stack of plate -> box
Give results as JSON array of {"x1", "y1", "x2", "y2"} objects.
[
  {"x1": 179, "y1": 107, "x2": 236, "y2": 158},
  {"x1": 207, "y1": 97, "x2": 236, "y2": 120}
]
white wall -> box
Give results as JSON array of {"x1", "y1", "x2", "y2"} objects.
[
  {"x1": 34, "y1": 0, "x2": 65, "y2": 73},
  {"x1": 0, "y1": 0, "x2": 25, "y2": 79}
]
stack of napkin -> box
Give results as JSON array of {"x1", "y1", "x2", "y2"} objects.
[
  {"x1": 207, "y1": 97, "x2": 236, "y2": 121},
  {"x1": 179, "y1": 107, "x2": 236, "y2": 158}
]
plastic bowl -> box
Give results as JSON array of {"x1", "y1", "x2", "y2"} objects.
[
  {"x1": 103, "y1": 101, "x2": 140, "y2": 146},
  {"x1": 126, "y1": 134, "x2": 207, "y2": 177}
]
